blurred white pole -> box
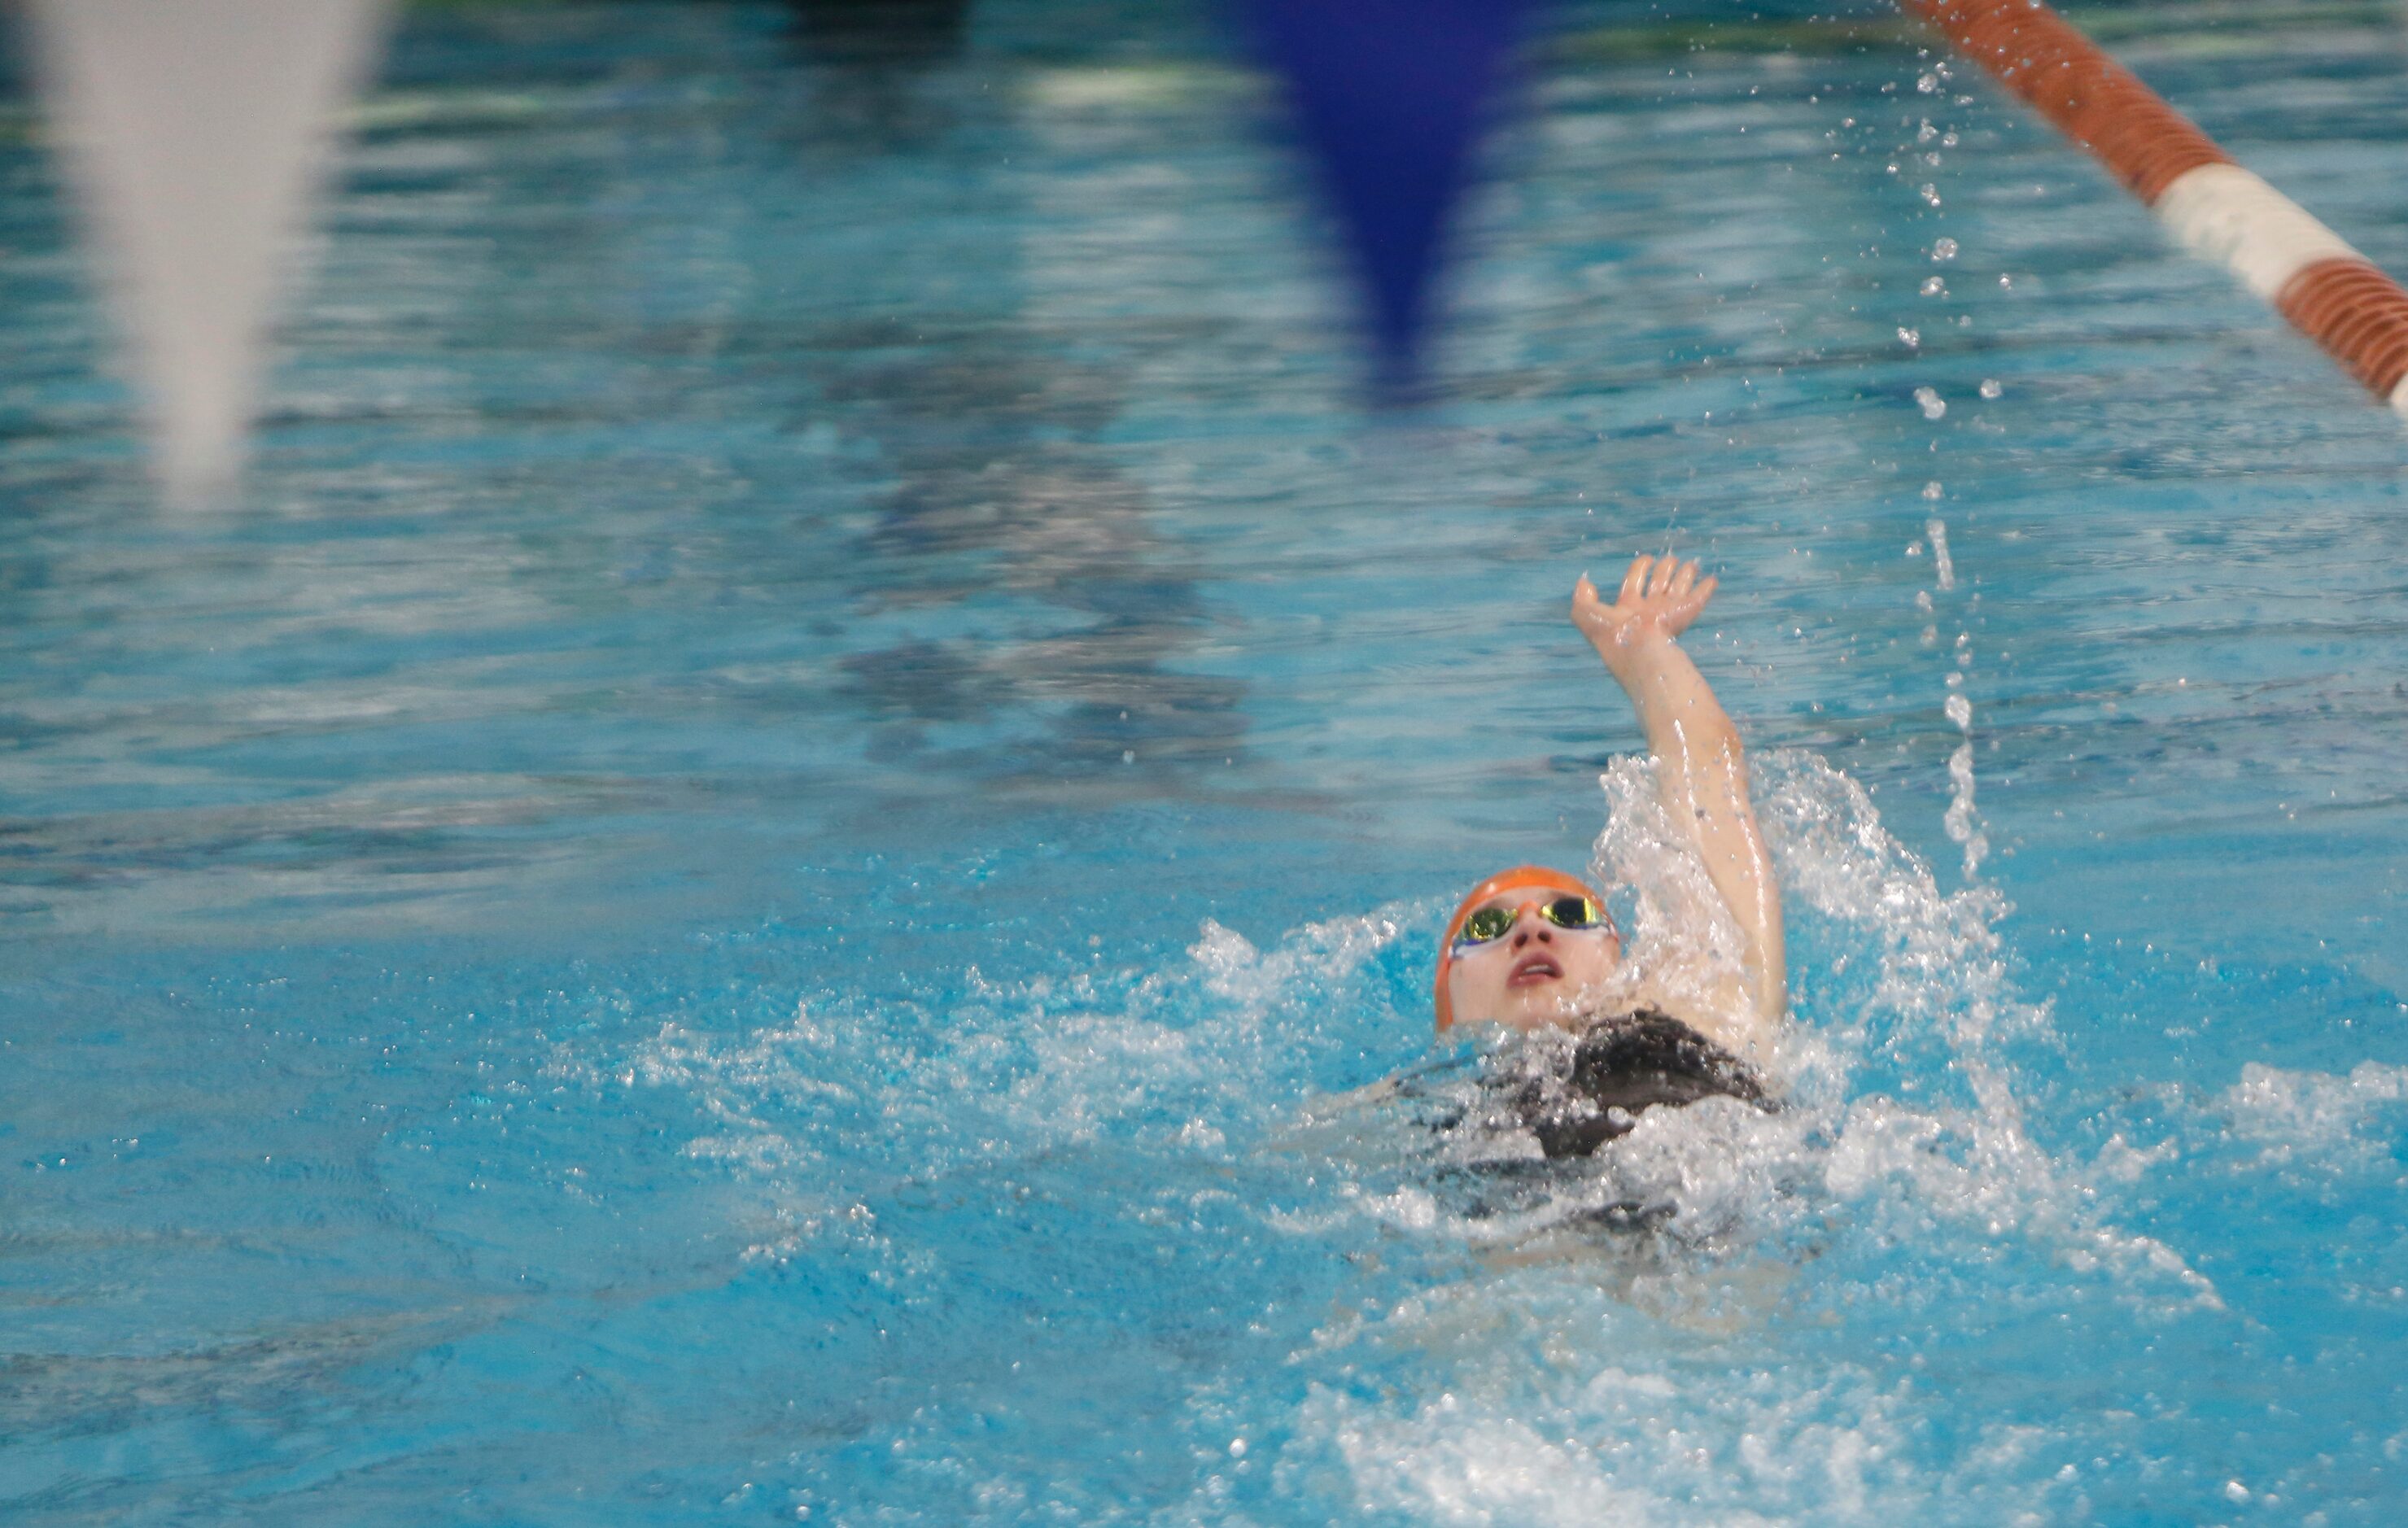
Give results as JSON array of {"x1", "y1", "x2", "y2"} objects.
[{"x1": 26, "y1": 0, "x2": 392, "y2": 505}]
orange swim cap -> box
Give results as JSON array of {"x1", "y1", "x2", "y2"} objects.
[{"x1": 1433, "y1": 865, "x2": 1610, "y2": 1034}]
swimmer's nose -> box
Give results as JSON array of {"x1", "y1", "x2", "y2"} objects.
[{"x1": 1511, "y1": 911, "x2": 1553, "y2": 949}]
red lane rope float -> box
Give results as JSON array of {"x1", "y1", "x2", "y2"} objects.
[
  {"x1": 2280, "y1": 259, "x2": 2408, "y2": 399},
  {"x1": 1901, "y1": 0, "x2": 2229, "y2": 201},
  {"x1": 1897, "y1": 0, "x2": 2408, "y2": 413}
]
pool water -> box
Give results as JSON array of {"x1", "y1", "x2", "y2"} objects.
[{"x1": 6, "y1": 2, "x2": 2408, "y2": 1521}]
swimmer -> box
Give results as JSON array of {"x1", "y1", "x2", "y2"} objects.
[{"x1": 1437, "y1": 555, "x2": 1783, "y2": 1155}]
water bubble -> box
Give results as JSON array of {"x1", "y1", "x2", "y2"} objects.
[
  {"x1": 1914, "y1": 386, "x2": 1947, "y2": 421},
  {"x1": 1918, "y1": 183, "x2": 1943, "y2": 207},
  {"x1": 1932, "y1": 237, "x2": 1958, "y2": 261},
  {"x1": 1999, "y1": 273, "x2": 2013, "y2": 290},
  {"x1": 1916, "y1": 72, "x2": 1939, "y2": 94},
  {"x1": 1917, "y1": 120, "x2": 1938, "y2": 143},
  {"x1": 1922, "y1": 480, "x2": 1943, "y2": 500},
  {"x1": 1898, "y1": 327, "x2": 1921, "y2": 350},
  {"x1": 1921, "y1": 277, "x2": 1947, "y2": 297},
  {"x1": 1979, "y1": 378, "x2": 2003, "y2": 399}
]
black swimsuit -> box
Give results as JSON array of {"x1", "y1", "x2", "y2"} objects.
[{"x1": 1493, "y1": 1009, "x2": 1772, "y2": 1159}]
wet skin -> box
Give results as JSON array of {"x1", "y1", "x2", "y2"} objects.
[{"x1": 1442, "y1": 889, "x2": 1624, "y2": 1031}]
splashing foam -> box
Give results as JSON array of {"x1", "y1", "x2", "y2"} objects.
[
  {"x1": 590, "y1": 909, "x2": 1413, "y2": 1262},
  {"x1": 2219, "y1": 1059, "x2": 2408, "y2": 1167},
  {"x1": 1301, "y1": 1360, "x2": 1938, "y2": 1527}
]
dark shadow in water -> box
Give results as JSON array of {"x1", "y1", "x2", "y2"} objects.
[
  {"x1": 813, "y1": 323, "x2": 1249, "y2": 784},
  {"x1": 780, "y1": 0, "x2": 976, "y2": 148},
  {"x1": 783, "y1": 0, "x2": 973, "y2": 67}
]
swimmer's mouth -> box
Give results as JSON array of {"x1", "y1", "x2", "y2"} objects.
[{"x1": 1506, "y1": 953, "x2": 1563, "y2": 987}]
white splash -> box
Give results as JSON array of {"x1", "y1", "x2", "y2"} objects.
[
  {"x1": 2220, "y1": 1059, "x2": 2408, "y2": 1168},
  {"x1": 27, "y1": 0, "x2": 392, "y2": 504}
]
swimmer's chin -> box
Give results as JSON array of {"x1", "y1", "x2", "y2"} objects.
[
  {"x1": 1484, "y1": 980, "x2": 1617, "y2": 1032},
  {"x1": 1461, "y1": 967, "x2": 1648, "y2": 1033}
]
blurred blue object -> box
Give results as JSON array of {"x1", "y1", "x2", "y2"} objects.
[{"x1": 1242, "y1": 0, "x2": 1531, "y2": 388}]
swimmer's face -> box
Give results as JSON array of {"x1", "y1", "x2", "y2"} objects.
[{"x1": 1442, "y1": 888, "x2": 1623, "y2": 1031}]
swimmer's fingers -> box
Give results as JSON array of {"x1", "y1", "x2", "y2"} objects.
[
  {"x1": 1571, "y1": 573, "x2": 1602, "y2": 634},
  {"x1": 1650, "y1": 563, "x2": 1715, "y2": 635},
  {"x1": 1619, "y1": 555, "x2": 1653, "y2": 609}
]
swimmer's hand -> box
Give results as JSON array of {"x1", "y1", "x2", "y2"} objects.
[
  {"x1": 1573, "y1": 555, "x2": 1715, "y2": 675},
  {"x1": 1573, "y1": 552, "x2": 1787, "y2": 1034}
]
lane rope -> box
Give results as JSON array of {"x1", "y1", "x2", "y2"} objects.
[{"x1": 1899, "y1": 0, "x2": 2408, "y2": 413}]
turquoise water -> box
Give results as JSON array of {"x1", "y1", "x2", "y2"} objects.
[{"x1": 6, "y1": 2, "x2": 2408, "y2": 1521}]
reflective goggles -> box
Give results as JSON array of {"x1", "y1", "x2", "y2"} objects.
[{"x1": 1450, "y1": 894, "x2": 1609, "y2": 950}]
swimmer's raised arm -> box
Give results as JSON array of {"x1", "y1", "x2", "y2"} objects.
[{"x1": 1573, "y1": 557, "x2": 1786, "y2": 1032}]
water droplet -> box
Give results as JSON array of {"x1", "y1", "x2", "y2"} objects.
[
  {"x1": 1121, "y1": 749, "x2": 1136, "y2": 765},
  {"x1": 1916, "y1": 72, "x2": 1939, "y2": 93},
  {"x1": 1914, "y1": 386, "x2": 1947, "y2": 421},
  {"x1": 1918, "y1": 182, "x2": 1943, "y2": 207},
  {"x1": 1979, "y1": 378, "x2": 2003, "y2": 399},
  {"x1": 1922, "y1": 480, "x2": 1943, "y2": 500},
  {"x1": 1933, "y1": 237, "x2": 1959, "y2": 261},
  {"x1": 1999, "y1": 273, "x2": 2013, "y2": 290},
  {"x1": 1921, "y1": 277, "x2": 1947, "y2": 297},
  {"x1": 1898, "y1": 326, "x2": 1921, "y2": 349}
]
